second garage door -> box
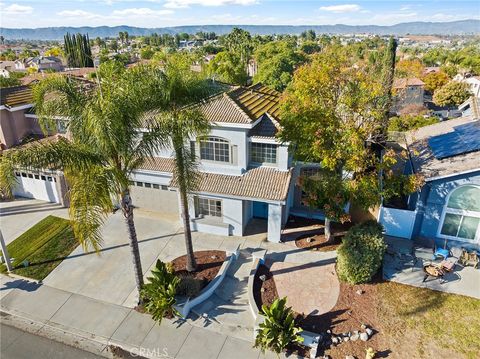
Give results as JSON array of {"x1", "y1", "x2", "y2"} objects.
[{"x1": 130, "y1": 181, "x2": 179, "y2": 215}]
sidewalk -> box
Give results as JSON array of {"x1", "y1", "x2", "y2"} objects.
[{"x1": 0, "y1": 274, "x2": 288, "y2": 359}]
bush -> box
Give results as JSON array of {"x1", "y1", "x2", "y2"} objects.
[
  {"x1": 337, "y1": 220, "x2": 386, "y2": 284},
  {"x1": 141, "y1": 260, "x2": 180, "y2": 323},
  {"x1": 176, "y1": 275, "x2": 205, "y2": 298},
  {"x1": 255, "y1": 297, "x2": 304, "y2": 354}
]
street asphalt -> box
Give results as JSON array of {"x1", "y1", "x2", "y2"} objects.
[{"x1": 0, "y1": 323, "x2": 102, "y2": 359}]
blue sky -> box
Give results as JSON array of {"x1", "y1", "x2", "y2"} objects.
[{"x1": 0, "y1": 1, "x2": 479, "y2": 29}]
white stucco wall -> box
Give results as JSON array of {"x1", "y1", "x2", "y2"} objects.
[{"x1": 268, "y1": 203, "x2": 282, "y2": 242}]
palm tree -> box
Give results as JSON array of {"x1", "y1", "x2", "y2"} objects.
[
  {"x1": 0, "y1": 62, "x2": 167, "y2": 302},
  {"x1": 151, "y1": 54, "x2": 218, "y2": 272}
]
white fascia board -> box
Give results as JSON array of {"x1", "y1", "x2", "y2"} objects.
[
  {"x1": 184, "y1": 190, "x2": 286, "y2": 205},
  {"x1": 132, "y1": 169, "x2": 173, "y2": 177},
  {"x1": 211, "y1": 121, "x2": 255, "y2": 129},
  {"x1": 5, "y1": 104, "x2": 33, "y2": 112},
  {"x1": 425, "y1": 168, "x2": 480, "y2": 182},
  {"x1": 249, "y1": 137, "x2": 280, "y2": 145}
]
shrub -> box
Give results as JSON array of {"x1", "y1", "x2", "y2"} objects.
[
  {"x1": 176, "y1": 275, "x2": 205, "y2": 298},
  {"x1": 141, "y1": 260, "x2": 180, "y2": 323},
  {"x1": 255, "y1": 297, "x2": 304, "y2": 354},
  {"x1": 337, "y1": 220, "x2": 386, "y2": 284}
]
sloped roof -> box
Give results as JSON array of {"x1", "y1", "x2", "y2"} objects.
[
  {"x1": 227, "y1": 83, "x2": 281, "y2": 120},
  {"x1": 393, "y1": 78, "x2": 425, "y2": 89},
  {"x1": 406, "y1": 116, "x2": 480, "y2": 179},
  {"x1": 171, "y1": 166, "x2": 292, "y2": 202},
  {"x1": 0, "y1": 85, "x2": 33, "y2": 108},
  {"x1": 200, "y1": 93, "x2": 252, "y2": 124},
  {"x1": 138, "y1": 157, "x2": 175, "y2": 173}
]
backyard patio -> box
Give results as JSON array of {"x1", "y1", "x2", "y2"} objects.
[{"x1": 383, "y1": 236, "x2": 480, "y2": 299}]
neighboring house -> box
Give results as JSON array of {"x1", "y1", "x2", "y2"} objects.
[
  {"x1": 459, "y1": 97, "x2": 480, "y2": 119},
  {"x1": 0, "y1": 85, "x2": 43, "y2": 149},
  {"x1": 129, "y1": 84, "x2": 319, "y2": 242},
  {"x1": 14, "y1": 56, "x2": 64, "y2": 72},
  {"x1": 392, "y1": 77, "x2": 425, "y2": 114},
  {"x1": 378, "y1": 116, "x2": 480, "y2": 251},
  {"x1": 0, "y1": 60, "x2": 16, "y2": 78}
]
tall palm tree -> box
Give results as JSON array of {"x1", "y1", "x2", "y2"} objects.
[
  {"x1": 151, "y1": 54, "x2": 218, "y2": 272},
  {"x1": 0, "y1": 62, "x2": 167, "y2": 302}
]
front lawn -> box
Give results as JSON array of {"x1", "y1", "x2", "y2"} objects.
[
  {"x1": 1, "y1": 215, "x2": 79, "y2": 280},
  {"x1": 378, "y1": 281, "x2": 480, "y2": 359}
]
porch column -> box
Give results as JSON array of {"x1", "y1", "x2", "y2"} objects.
[
  {"x1": 267, "y1": 203, "x2": 282, "y2": 242},
  {"x1": 55, "y1": 171, "x2": 70, "y2": 207}
]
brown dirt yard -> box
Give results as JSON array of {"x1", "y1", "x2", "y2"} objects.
[{"x1": 254, "y1": 264, "x2": 480, "y2": 359}]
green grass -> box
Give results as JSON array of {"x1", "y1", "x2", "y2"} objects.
[
  {"x1": 378, "y1": 281, "x2": 480, "y2": 359},
  {"x1": 1, "y1": 215, "x2": 79, "y2": 280}
]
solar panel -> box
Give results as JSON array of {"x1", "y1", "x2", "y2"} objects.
[{"x1": 428, "y1": 121, "x2": 480, "y2": 159}]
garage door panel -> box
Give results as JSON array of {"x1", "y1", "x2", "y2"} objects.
[
  {"x1": 130, "y1": 186, "x2": 179, "y2": 215},
  {"x1": 13, "y1": 173, "x2": 60, "y2": 203}
]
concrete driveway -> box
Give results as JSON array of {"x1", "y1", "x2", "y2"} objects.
[{"x1": 0, "y1": 198, "x2": 69, "y2": 245}]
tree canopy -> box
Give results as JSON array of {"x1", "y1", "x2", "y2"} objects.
[
  {"x1": 433, "y1": 81, "x2": 472, "y2": 107},
  {"x1": 207, "y1": 51, "x2": 247, "y2": 85}
]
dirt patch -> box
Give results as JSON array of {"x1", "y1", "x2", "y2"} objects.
[
  {"x1": 254, "y1": 264, "x2": 387, "y2": 358},
  {"x1": 171, "y1": 250, "x2": 226, "y2": 290},
  {"x1": 293, "y1": 219, "x2": 353, "y2": 252}
]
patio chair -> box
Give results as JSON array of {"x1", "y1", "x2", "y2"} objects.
[
  {"x1": 433, "y1": 239, "x2": 450, "y2": 260},
  {"x1": 460, "y1": 249, "x2": 479, "y2": 269}
]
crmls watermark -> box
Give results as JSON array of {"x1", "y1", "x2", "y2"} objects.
[{"x1": 130, "y1": 347, "x2": 169, "y2": 358}]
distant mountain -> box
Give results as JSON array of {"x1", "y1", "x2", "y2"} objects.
[{"x1": 1, "y1": 20, "x2": 479, "y2": 40}]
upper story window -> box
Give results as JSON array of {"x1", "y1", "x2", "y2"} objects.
[
  {"x1": 200, "y1": 137, "x2": 230, "y2": 163},
  {"x1": 440, "y1": 185, "x2": 480, "y2": 242},
  {"x1": 251, "y1": 142, "x2": 277, "y2": 164}
]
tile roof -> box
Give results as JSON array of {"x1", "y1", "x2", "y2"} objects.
[
  {"x1": 0, "y1": 85, "x2": 33, "y2": 108},
  {"x1": 199, "y1": 83, "x2": 282, "y2": 125},
  {"x1": 200, "y1": 93, "x2": 252, "y2": 124},
  {"x1": 393, "y1": 78, "x2": 425, "y2": 89},
  {"x1": 138, "y1": 157, "x2": 175, "y2": 173},
  {"x1": 171, "y1": 166, "x2": 292, "y2": 202},
  {"x1": 406, "y1": 116, "x2": 480, "y2": 179},
  {"x1": 228, "y1": 83, "x2": 281, "y2": 120}
]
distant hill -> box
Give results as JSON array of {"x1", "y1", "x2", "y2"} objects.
[{"x1": 1, "y1": 20, "x2": 479, "y2": 40}]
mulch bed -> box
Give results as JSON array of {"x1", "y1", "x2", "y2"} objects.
[
  {"x1": 295, "y1": 222, "x2": 353, "y2": 252},
  {"x1": 254, "y1": 264, "x2": 388, "y2": 358},
  {"x1": 171, "y1": 250, "x2": 226, "y2": 290}
]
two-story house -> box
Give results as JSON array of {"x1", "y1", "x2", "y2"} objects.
[{"x1": 129, "y1": 84, "x2": 300, "y2": 242}]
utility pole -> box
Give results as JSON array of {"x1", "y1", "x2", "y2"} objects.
[{"x1": 0, "y1": 229, "x2": 12, "y2": 273}]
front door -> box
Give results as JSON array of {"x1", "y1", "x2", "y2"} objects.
[{"x1": 253, "y1": 201, "x2": 268, "y2": 219}]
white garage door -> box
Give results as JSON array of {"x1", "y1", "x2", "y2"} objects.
[
  {"x1": 13, "y1": 171, "x2": 60, "y2": 203},
  {"x1": 130, "y1": 180, "x2": 179, "y2": 215}
]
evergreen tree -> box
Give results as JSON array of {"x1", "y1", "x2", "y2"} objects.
[{"x1": 64, "y1": 33, "x2": 94, "y2": 68}]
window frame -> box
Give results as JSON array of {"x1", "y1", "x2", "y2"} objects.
[
  {"x1": 250, "y1": 142, "x2": 277, "y2": 165},
  {"x1": 199, "y1": 136, "x2": 230, "y2": 164},
  {"x1": 196, "y1": 197, "x2": 222, "y2": 218},
  {"x1": 438, "y1": 185, "x2": 480, "y2": 243}
]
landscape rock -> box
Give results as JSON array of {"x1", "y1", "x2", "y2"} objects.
[
  {"x1": 260, "y1": 288, "x2": 265, "y2": 293},
  {"x1": 326, "y1": 329, "x2": 331, "y2": 334},
  {"x1": 331, "y1": 337, "x2": 339, "y2": 345},
  {"x1": 259, "y1": 274, "x2": 266, "y2": 282},
  {"x1": 350, "y1": 333, "x2": 359, "y2": 342},
  {"x1": 360, "y1": 332, "x2": 369, "y2": 341},
  {"x1": 366, "y1": 328, "x2": 373, "y2": 337},
  {"x1": 343, "y1": 336, "x2": 349, "y2": 342},
  {"x1": 356, "y1": 289, "x2": 364, "y2": 295},
  {"x1": 307, "y1": 237, "x2": 313, "y2": 243},
  {"x1": 360, "y1": 324, "x2": 367, "y2": 330}
]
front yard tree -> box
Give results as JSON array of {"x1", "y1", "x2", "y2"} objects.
[
  {"x1": 0, "y1": 62, "x2": 167, "y2": 302},
  {"x1": 152, "y1": 54, "x2": 215, "y2": 272},
  {"x1": 279, "y1": 44, "x2": 421, "y2": 241},
  {"x1": 433, "y1": 81, "x2": 471, "y2": 107}
]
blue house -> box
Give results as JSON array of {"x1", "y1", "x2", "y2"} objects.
[{"x1": 379, "y1": 116, "x2": 480, "y2": 251}]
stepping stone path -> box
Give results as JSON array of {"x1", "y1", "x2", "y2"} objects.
[{"x1": 269, "y1": 261, "x2": 340, "y2": 315}]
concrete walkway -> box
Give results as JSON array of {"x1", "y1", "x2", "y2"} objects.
[
  {"x1": 0, "y1": 274, "x2": 289, "y2": 359},
  {"x1": 190, "y1": 249, "x2": 257, "y2": 342}
]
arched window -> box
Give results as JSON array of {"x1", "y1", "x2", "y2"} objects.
[
  {"x1": 199, "y1": 137, "x2": 230, "y2": 163},
  {"x1": 439, "y1": 185, "x2": 480, "y2": 242}
]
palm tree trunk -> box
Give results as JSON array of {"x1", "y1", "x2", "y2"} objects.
[
  {"x1": 121, "y1": 190, "x2": 144, "y2": 303},
  {"x1": 324, "y1": 217, "x2": 332, "y2": 243},
  {"x1": 179, "y1": 185, "x2": 197, "y2": 272}
]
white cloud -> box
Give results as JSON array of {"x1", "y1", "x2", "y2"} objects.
[
  {"x1": 2, "y1": 3, "x2": 33, "y2": 14},
  {"x1": 319, "y1": 4, "x2": 361, "y2": 13},
  {"x1": 57, "y1": 10, "x2": 101, "y2": 18},
  {"x1": 400, "y1": 5, "x2": 411, "y2": 11},
  {"x1": 164, "y1": 0, "x2": 257, "y2": 9},
  {"x1": 112, "y1": 7, "x2": 173, "y2": 16}
]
